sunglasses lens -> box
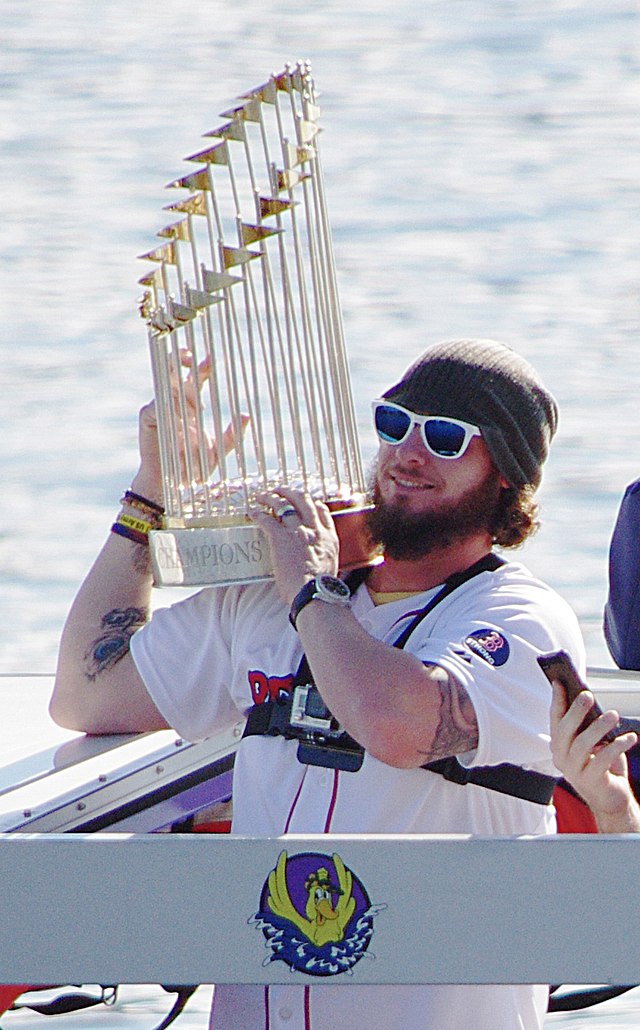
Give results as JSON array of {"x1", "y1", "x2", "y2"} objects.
[
  {"x1": 423, "y1": 419, "x2": 467, "y2": 457},
  {"x1": 374, "y1": 404, "x2": 412, "y2": 443}
]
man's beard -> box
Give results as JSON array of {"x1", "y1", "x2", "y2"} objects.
[{"x1": 364, "y1": 464, "x2": 504, "y2": 561}]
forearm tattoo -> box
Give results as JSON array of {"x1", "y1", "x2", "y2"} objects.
[
  {"x1": 84, "y1": 607, "x2": 147, "y2": 681},
  {"x1": 132, "y1": 544, "x2": 152, "y2": 575},
  {"x1": 418, "y1": 667, "x2": 479, "y2": 761}
]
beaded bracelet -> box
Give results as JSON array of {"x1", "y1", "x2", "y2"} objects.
[{"x1": 120, "y1": 490, "x2": 165, "y2": 517}]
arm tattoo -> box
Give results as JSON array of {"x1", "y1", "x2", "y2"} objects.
[
  {"x1": 132, "y1": 544, "x2": 152, "y2": 575},
  {"x1": 417, "y1": 666, "x2": 479, "y2": 761},
  {"x1": 84, "y1": 607, "x2": 147, "y2": 681}
]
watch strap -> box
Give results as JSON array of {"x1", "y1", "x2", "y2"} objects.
[{"x1": 289, "y1": 576, "x2": 350, "y2": 629}]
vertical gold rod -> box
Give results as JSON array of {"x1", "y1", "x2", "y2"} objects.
[
  {"x1": 237, "y1": 120, "x2": 278, "y2": 470},
  {"x1": 254, "y1": 99, "x2": 308, "y2": 484},
  {"x1": 174, "y1": 236, "x2": 214, "y2": 509},
  {"x1": 280, "y1": 74, "x2": 337, "y2": 495},
  {"x1": 201, "y1": 300, "x2": 231, "y2": 513},
  {"x1": 284, "y1": 67, "x2": 339, "y2": 495},
  {"x1": 245, "y1": 256, "x2": 288, "y2": 481},
  {"x1": 285, "y1": 67, "x2": 349, "y2": 494},
  {"x1": 205, "y1": 168, "x2": 252, "y2": 509},
  {"x1": 167, "y1": 247, "x2": 199, "y2": 513},
  {"x1": 226, "y1": 145, "x2": 270, "y2": 486},
  {"x1": 286, "y1": 63, "x2": 341, "y2": 493},
  {"x1": 158, "y1": 262, "x2": 191, "y2": 518},
  {"x1": 148, "y1": 330, "x2": 179, "y2": 519},
  {"x1": 185, "y1": 214, "x2": 214, "y2": 518},
  {"x1": 268, "y1": 157, "x2": 317, "y2": 490},
  {"x1": 199, "y1": 195, "x2": 232, "y2": 512},
  {"x1": 203, "y1": 169, "x2": 253, "y2": 510},
  {"x1": 242, "y1": 113, "x2": 290, "y2": 485},
  {"x1": 304, "y1": 66, "x2": 365, "y2": 492},
  {"x1": 271, "y1": 78, "x2": 319, "y2": 488},
  {"x1": 272, "y1": 76, "x2": 329, "y2": 491}
]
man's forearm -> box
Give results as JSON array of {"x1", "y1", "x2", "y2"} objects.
[
  {"x1": 294, "y1": 602, "x2": 478, "y2": 769},
  {"x1": 50, "y1": 515, "x2": 167, "y2": 734},
  {"x1": 72, "y1": 531, "x2": 152, "y2": 682}
]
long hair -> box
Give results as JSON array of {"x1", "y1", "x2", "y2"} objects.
[{"x1": 490, "y1": 484, "x2": 540, "y2": 548}]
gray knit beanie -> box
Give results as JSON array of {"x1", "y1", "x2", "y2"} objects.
[{"x1": 382, "y1": 339, "x2": 558, "y2": 488}]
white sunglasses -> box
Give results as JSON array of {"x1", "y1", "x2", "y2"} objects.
[{"x1": 372, "y1": 400, "x2": 481, "y2": 459}]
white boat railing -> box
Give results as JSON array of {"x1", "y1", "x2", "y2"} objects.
[
  {"x1": 0, "y1": 669, "x2": 639, "y2": 986},
  {"x1": 0, "y1": 832, "x2": 639, "y2": 984}
]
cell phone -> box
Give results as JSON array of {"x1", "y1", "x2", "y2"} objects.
[{"x1": 537, "y1": 649, "x2": 621, "y2": 743}]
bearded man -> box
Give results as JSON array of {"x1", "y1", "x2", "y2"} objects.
[{"x1": 51, "y1": 338, "x2": 584, "y2": 1030}]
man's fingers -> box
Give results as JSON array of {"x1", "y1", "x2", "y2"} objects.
[{"x1": 209, "y1": 415, "x2": 250, "y2": 473}]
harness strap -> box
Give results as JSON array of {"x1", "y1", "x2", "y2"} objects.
[
  {"x1": 392, "y1": 552, "x2": 506, "y2": 650},
  {"x1": 423, "y1": 756, "x2": 557, "y2": 805}
]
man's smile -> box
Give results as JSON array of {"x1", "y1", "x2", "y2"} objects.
[{"x1": 391, "y1": 474, "x2": 435, "y2": 491}]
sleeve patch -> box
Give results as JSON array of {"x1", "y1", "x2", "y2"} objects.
[{"x1": 464, "y1": 628, "x2": 510, "y2": 667}]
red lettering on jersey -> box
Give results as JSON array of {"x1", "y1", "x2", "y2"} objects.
[{"x1": 248, "y1": 670, "x2": 294, "y2": 704}]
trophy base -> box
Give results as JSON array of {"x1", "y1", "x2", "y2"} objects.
[{"x1": 149, "y1": 506, "x2": 381, "y2": 588}]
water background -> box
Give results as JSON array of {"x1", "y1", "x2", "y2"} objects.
[
  {"x1": 2, "y1": 0, "x2": 640, "y2": 673},
  {"x1": 3, "y1": 0, "x2": 640, "y2": 675}
]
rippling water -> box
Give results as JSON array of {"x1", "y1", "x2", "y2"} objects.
[
  {"x1": 2, "y1": 3, "x2": 640, "y2": 1023},
  {"x1": 4, "y1": 0, "x2": 640, "y2": 674},
  {"x1": 2, "y1": 0, "x2": 640, "y2": 673}
]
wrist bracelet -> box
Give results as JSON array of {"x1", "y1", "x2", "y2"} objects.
[
  {"x1": 120, "y1": 490, "x2": 165, "y2": 517},
  {"x1": 117, "y1": 512, "x2": 154, "y2": 536},
  {"x1": 111, "y1": 520, "x2": 149, "y2": 547}
]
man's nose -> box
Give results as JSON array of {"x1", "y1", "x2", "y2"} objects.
[{"x1": 396, "y1": 424, "x2": 426, "y2": 459}]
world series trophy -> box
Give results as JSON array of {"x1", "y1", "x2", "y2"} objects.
[{"x1": 138, "y1": 62, "x2": 378, "y2": 587}]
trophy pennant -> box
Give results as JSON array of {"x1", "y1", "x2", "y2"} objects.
[{"x1": 138, "y1": 61, "x2": 377, "y2": 587}]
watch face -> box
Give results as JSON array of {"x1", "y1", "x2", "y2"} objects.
[{"x1": 317, "y1": 574, "x2": 350, "y2": 601}]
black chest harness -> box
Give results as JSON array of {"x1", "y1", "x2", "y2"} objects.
[{"x1": 242, "y1": 553, "x2": 558, "y2": 805}]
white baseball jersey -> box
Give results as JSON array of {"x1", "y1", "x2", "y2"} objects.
[{"x1": 132, "y1": 559, "x2": 585, "y2": 1030}]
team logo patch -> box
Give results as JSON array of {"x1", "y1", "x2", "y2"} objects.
[
  {"x1": 464, "y1": 628, "x2": 510, "y2": 667},
  {"x1": 250, "y1": 850, "x2": 386, "y2": 976}
]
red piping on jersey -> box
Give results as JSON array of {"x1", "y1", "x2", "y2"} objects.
[
  {"x1": 323, "y1": 769, "x2": 340, "y2": 832},
  {"x1": 284, "y1": 766, "x2": 308, "y2": 833},
  {"x1": 285, "y1": 766, "x2": 340, "y2": 834}
]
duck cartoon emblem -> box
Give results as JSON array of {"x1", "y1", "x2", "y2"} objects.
[{"x1": 250, "y1": 850, "x2": 386, "y2": 975}]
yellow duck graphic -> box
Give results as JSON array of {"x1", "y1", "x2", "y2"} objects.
[{"x1": 267, "y1": 850, "x2": 357, "y2": 947}]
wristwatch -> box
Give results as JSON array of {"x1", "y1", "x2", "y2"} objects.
[{"x1": 289, "y1": 574, "x2": 351, "y2": 629}]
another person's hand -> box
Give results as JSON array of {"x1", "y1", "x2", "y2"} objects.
[{"x1": 550, "y1": 680, "x2": 640, "y2": 832}]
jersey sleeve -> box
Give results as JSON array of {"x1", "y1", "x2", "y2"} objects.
[
  {"x1": 404, "y1": 571, "x2": 585, "y2": 772},
  {"x1": 130, "y1": 587, "x2": 243, "y2": 741}
]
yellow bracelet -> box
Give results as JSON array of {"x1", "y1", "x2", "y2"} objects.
[{"x1": 117, "y1": 512, "x2": 153, "y2": 536}]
